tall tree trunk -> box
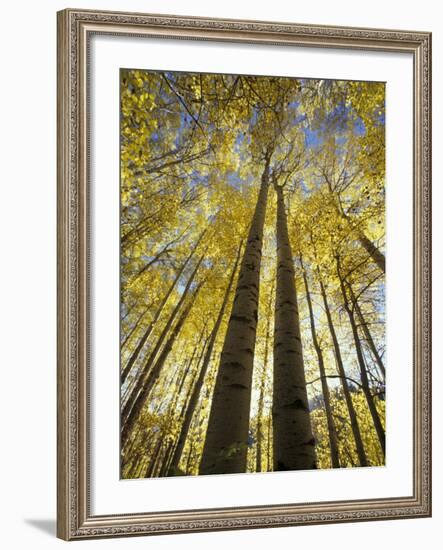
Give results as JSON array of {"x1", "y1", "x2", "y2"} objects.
[
  {"x1": 156, "y1": 366, "x2": 193, "y2": 477},
  {"x1": 179, "y1": 333, "x2": 211, "y2": 416},
  {"x1": 185, "y1": 438, "x2": 196, "y2": 474},
  {"x1": 301, "y1": 259, "x2": 340, "y2": 468},
  {"x1": 317, "y1": 274, "x2": 368, "y2": 467},
  {"x1": 144, "y1": 438, "x2": 163, "y2": 478},
  {"x1": 169, "y1": 244, "x2": 242, "y2": 476},
  {"x1": 139, "y1": 354, "x2": 196, "y2": 478},
  {"x1": 199, "y1": 157, "x2": 271, "y2": 475},
  {"x1": 336, "y1": 257, "x2": 385, "y2": 457},
  {"x1": 357, "y1": 231, "x2": 385, "y2": 273},
  {"x1": 255, "y1": 279, "x2": 274, "y2": 473},
  {"x1": 122, "y1": 255, "x2": 204, "y2": 422},
  {"x1": 333, "y1": 197, "x2": 385, "y2": 273},
  {"x1": 266, "y1": 413, "x2": 273, "y2": 471},
  {"x1": 121, "y1": 281, "x2": 203, "y2": 446},
  {"x1": 128, "y1": 224, "x2": 190, "y2": 286},
  {"x1": 272, "y1": 184, "x2": 316, "y2": 471},
  {"x1": 348, "y1": 285, "x2": 385, "y2": 380},
  {"x1": 121, "y1": 303, "x2": 150, "y2": 350},
  {"x1": 158, "y1": 441, "x2": 175, "y2": 477},
  {"x1": 121, "y1": 356, "x2": 187, "y2": 474},
  {"x1": 255, "y1": 371, "x2": 266, "y2": 473},
  {"x1": 121, "y1": 231, "x2": 205, "y2": 385}
]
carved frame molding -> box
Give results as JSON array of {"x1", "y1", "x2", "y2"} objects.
[{"x1": 57, "y1": 8, "x2": 431, "y2": 540}]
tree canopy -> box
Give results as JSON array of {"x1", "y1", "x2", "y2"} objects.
[{"x1": 120, "y1": 69, "x2": 385, "y2": 478}]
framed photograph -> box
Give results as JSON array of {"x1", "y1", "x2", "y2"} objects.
[{"x1": 57, "y1": 8, "x2": 431, "y2": 540}]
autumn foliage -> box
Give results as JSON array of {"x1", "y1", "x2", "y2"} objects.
[{"x1": 120, "y1": 70, "x2": 385, "y2": 478}]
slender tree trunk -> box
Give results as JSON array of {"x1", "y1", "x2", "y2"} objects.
[
  {"x1": 157, "y1": 375, "x2": 191, "y2": 477},
  {"x1": 121, "y1": 362, "x2": 186, "y2": 473},
  {"x1": 159, "y1": 358, "x2": 202, "y2": 478},
  {"x1": 343, "y1": 445, "x2": 357, "y2": 467},
  {"x1": 127, "y1": 242, "x2": 172, "y2": 287},
  {"x1": 169, "y1": 244, "x2": 242, "y2": 475},
  {"x1": 128, "y1": 225, "x2": 190, "y2": 286},
  {"x1": 348, "y1": 285, "x2": 385, "y2": 380},
  {"x1": 158, "y1": 442, "x2": 175, "y2": 477},
  {"x1": 357, "y1": 231, "x2": 385, "y2": 273},
  {"x1": 199, "y1": 157, "x2": 271, "y2": 475},
  {"x1": 121, "y1": 304, "x2": 150, "y2": 349},
  {"x1": 318, "y1": 275, "x2": 368, "y2": 467},
  {"x1": 272, "y1": 184, "x2": 316, "y2": 471},
  {"x1": 127, "y1": 456, "x2": 142, "y2": 478},
  {"x1": 266, "y1": 413, "x2": 273, "y2": 471},
  {"x1": 122, "y1": 255, "x2": 204, "y2": 421},
  {"x1": 121, "y1": 417, "x2": 145, "y2": 455},
  {"x1": 121, "y1": 232, "x2": 205, "y2": 385},
  {"x1": 255, "y1": 279, "x2": 274, "y2": 473},
  {"x1": 301, "y1": 259, "x2": 340, "y2": 468},
  {"x1": 185, "y1": 438, "x2": 196, "y2": 474},
  {"x1": 255, "y1": 356, "x2": 268, "y2": 473},
  {"x1": 121, "y1": 302, "x2": 136, "y2": 323},
  {"x1": 121, "y1": 281, "x2": 203, "y2": 446},
  {"x1": 171, "y1": 327, "x2": 210, "y2": 425},
  {"x1": 336, "y1": 257, "x2": 385, "y2": 456},
  {"x1": 143, "y1": 360, "x2": 193, "y2": 478},
  {"x1": 180, "y1": 334, "x2": 211, "y2": 415},
  {"x1": 334, "y1": 198, "x2": 385, "y2": 273},
  {"x1": 144, "y1": 438, "x2": 163, "y2": 478}
]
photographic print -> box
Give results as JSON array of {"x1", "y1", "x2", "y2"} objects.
[{"x1": 120, "y1": 69, "x2": 386, "y2": 479}]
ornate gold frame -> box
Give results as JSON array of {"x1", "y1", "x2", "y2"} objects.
[{"x1": 57, "y1": 8, "x2": 432, "y2": 540}]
